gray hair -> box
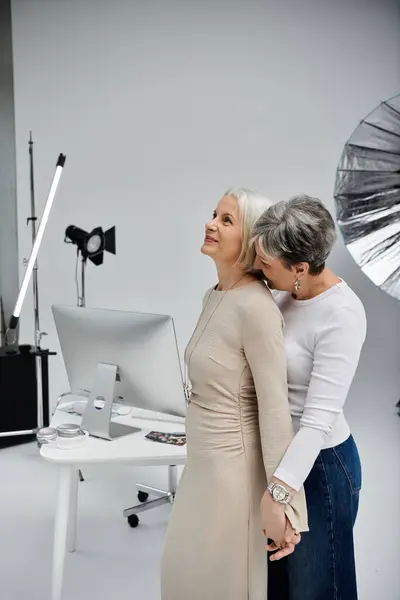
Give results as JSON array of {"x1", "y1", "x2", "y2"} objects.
[
  {"x1": 224, "y1": 187, "x2": 273, "y2": 268},
  {"x1": 251, "y1": 195, "x2": 337, "y2": 275}
]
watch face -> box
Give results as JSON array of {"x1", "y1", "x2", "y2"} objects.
[{"x1": 272, "y1": 485, "x2": 287, "y2": 502}]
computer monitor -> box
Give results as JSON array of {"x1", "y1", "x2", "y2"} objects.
[{"x1": 52, "y1": 305, "x2": 187, "y2": 440}]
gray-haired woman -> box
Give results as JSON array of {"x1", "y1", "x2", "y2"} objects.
[{"x1": 251, "y1": 196, "x2": 366, "y2": 600}]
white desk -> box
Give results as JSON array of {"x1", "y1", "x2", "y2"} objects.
[{"x1": 41, "y1": 408, "x2": 187, "y2": 600}]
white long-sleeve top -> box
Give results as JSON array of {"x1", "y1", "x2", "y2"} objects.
[{"x1": 272, "y1": 280, "x2": 367, "y2": 491}]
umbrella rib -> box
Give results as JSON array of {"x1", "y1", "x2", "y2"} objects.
[
  {"x1": 383, "y1": 101, "x2": 400, "y2": 119},
  {"x1": 338, "y1": 169, "x2": 400, "y2": 173},
  {"x1": 347, "y1": 143, "x2": 400, "y2": 157},
  {"x1": 364, "y1": 120, "x2": 400, "y2": 140}
]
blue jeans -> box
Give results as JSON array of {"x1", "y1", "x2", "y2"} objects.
[{"x1": 268, "y1": 435, "x2": 362, "y2": 600}]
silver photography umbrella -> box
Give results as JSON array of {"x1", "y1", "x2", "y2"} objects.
[{"x1": 334, "y1": 93, "x2": 400, "y2": 302}]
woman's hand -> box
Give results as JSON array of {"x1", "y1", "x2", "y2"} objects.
[
  {"x1": 264, "y1": 519, "x2": 302, "y2": 561},
  {"x1": 260, "y1": 488, "x2": 287, "y2": 545},
  {"x1": 260, "y1": 488, "x2": 302, "y2": 561}
]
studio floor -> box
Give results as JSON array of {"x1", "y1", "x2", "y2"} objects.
[{"x1": 1, "y1": 405, "x2": 399, "y2": 600}]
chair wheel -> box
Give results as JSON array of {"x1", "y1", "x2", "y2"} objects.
[
  {"x1": 137, "y1": 491, "x2": 149, "y2": 503},
  {"x1": 128, "y1": 514, "x2": 140, "y2": 528}
]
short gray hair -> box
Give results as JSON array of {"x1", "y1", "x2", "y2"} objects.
[
  {"x1": 251, "y1": 195, "x2": 337, "y2": 275},
  {"x1": 224, "y1": 187, "x2": 273, "y2": 268}
]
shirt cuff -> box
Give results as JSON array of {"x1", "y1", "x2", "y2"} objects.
[{"x1": 273, "y1": 466, "x2": 303, "y2": 493}]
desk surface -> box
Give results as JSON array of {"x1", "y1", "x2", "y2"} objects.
[{"x1": 40, "y1": 408, "x2": 187, "y2": 467}]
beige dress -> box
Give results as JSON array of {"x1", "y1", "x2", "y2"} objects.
[{"x1": 160, "y1": 281, "x2": 308, "y2": 600}]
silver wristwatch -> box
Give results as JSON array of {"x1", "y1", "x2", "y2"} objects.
[{"x1": 267, "y1": 482, "x2": 292, "y2": 505}]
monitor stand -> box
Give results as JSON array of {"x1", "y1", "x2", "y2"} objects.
[{"x1": 81, "y1": 363, "x2": 140, "y2": 440}]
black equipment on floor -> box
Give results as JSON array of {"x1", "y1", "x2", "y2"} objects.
[{"x1": 0, "y1": 345, "x2": 55, "y2": 448}]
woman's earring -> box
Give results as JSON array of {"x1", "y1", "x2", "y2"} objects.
[{"x1": 294, "y1": 279, "x2": 301, "y2": 292}]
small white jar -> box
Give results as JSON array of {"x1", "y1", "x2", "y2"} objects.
[
  {"x1": 55, "y1": 423, "x2": 89, "y2": 449},
  {"x1": 37, "y1": 427, "x2": 58, "y2": 448}
]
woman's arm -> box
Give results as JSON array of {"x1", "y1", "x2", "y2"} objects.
[
  {"x1": 242, "y1": 296, "x2": 308, "y2": 534},
  {"x1": 273, "y1": 305, "x2": 367, "y2": 492}
]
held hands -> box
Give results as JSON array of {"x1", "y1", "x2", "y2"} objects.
[
  {"x1": 264, "y1": 518, "x2": 301, "y2": 561},
  {"x1": 260, "y1": 489, "x2": 301, "y2": 561}
]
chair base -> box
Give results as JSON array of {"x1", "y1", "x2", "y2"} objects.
[{"x1": 123, "y1": 465, "x2": 178, "y2": 523}]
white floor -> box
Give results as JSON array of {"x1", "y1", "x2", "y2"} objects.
[{"x1": 0, "y1": 407, "x2": 399, "y2": 600}]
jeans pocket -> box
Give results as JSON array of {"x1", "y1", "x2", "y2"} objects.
[{"x1": 332, "y1": 437, "x2": 362, "y2": 495}]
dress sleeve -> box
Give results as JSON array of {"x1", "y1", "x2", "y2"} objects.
[
  {"x1": 243, "y1": 297, "x2": 308, "y2": 533},
  {"x1": 274, "y1": 305, "x2": 367, "y2": 491}
]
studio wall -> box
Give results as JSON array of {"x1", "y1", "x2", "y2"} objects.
[{"x1": 11, "y1": 0, "x2": 400, "y2": 406}]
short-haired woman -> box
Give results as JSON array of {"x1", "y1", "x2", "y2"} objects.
[
  {"x1": 251, "y1": 195, "x2": 366, "y2": 600},
  {"x1": 160, "y1": 189, "x2": 308, "y2": 600}
]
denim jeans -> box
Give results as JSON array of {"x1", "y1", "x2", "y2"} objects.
[{"x1": 268, "y1": 435, "x2": 362, "y2": 600}]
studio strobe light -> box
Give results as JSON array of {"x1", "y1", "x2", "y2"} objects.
[{"x1": 65, "y1": 224, "x2": 116, "y2": 306}]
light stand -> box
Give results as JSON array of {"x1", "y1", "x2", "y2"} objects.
[
  {"x1": 28, "y1": 132, "x2": 44, "y2": 349},
  {"x1": 0, "y1": 149, "x2": 66, "y2": 441},
  {"x1": 64, "y1": 224, "x2": 115, "y2": 483},
  {"x1": 26, "y1": 132, "x2": 45, "y2": 435},
  {"x1": 80, "y1": 255, "x2": 87, "y2": 307},
  {"x1": 76, "y1": 252, "x2": 88, "y2": 307}
]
